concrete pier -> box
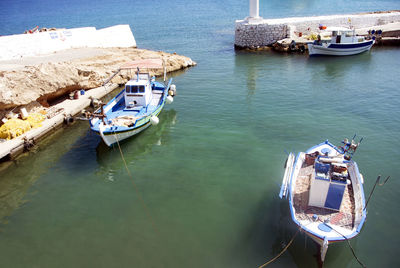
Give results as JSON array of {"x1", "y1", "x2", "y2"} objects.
[
  {"x1": 235, "y1": 10, "x2": 400, "y2": 49},
  {"x1": 0, "y1": 83, "x2": 118, "y2": 161}
]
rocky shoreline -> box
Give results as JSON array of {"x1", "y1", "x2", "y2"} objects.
[{"x1": 0, "y1": 47, "x2": 196, "y2": 118}]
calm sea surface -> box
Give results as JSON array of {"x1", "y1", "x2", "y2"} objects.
[{"x1": 0, "y1": 0, "x2": 399, "y2": 267}]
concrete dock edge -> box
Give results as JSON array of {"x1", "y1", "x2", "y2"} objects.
[{"x1": 0, "y1": 83, "x2": 118, "y2": 161}]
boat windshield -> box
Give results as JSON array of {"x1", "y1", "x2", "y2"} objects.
[{"x1": 126, "y1": 85, "x2": 145, "y2": 93}]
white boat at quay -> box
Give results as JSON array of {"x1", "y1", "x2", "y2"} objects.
[
  {"x1": 308, "y1": 27, "x2": 374, "y2": 56},
  {"x1": 279, "y1": 137, "x2": 366, "y2": 262},
  {"x1": 89, "y1": 59, "x2": 176, "y2": 146}
]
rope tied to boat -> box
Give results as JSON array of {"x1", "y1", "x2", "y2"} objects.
[
  {"x1": 113, "y1": 131, "x2": 160, "y2": 236},
  {"x1": 365, "y1": 175, "x2": 391, "y2": 211},
  {"x1": 258, "y1": 227, "x2": 301, "y2": 268},
  {"x1": 327, "y1": 224, "x2": 367, "y2": 268}
]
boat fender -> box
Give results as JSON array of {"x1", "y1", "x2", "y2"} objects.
[
  {"x1": 168, "y1": 84, "x2": 177, "y2": 96},
  {"x1": 299, "y1": 44, "x2": 305, "y2": 53},
  {"x1": 360, "y1": 173, "x2": 364, "y2": 184},
  {"x1": 289, "y1": 40, "x2": 296, "y2": 51},
  {"x1": 150, "y1": 115, "x2": 159, "y2": 126},
  {"x1": 166, "y1": 95, "x2": 174, "y2": 104}
]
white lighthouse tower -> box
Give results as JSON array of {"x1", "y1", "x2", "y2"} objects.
[{"x1": 248, "y1": 0, "x2": 262, "y2": 22}]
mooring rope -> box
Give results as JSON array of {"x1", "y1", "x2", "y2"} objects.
[
  {"x1": 258, "y1": 228, "x2": 301, "y2": 268},
  {"x1": 328, "y1": 225, "x2": 366, "y2": 268},
  {"x1": 113, "y1": 132, "x2": 160, "y2": 236},
  {"x1": 365, "y1": 175, "x2": 391, "y2": 210}
]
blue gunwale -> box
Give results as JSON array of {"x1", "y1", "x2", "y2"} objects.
[{"x1": 328, "y1": 40, "x2": 373, "y2": 49}]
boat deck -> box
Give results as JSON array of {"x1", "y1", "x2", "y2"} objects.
[
  {"x1": 293, "y1": 163, "x2": 355, "y2": 230},
  {"x1": 99, "y1": 91, "x2": 163, "y2": 128}
]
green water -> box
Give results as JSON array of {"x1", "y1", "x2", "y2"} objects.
[{"x1": 1, "y1": 46, "x2": 399, "y2": 267}]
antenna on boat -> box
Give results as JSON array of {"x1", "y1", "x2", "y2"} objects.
[{"x1": 163, "y1": 58, "x2": 167, "y2": 83}]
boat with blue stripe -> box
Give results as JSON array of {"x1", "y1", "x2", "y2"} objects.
[
  {"x1": 89, "y1": 59, "x2": 176, "y2": 146},
  {"x1": 308, "y1": 27, "x2": 374, "y2": 56},
  {"x1": 280, "y1": 137, "x2": 366, "y2": 262}
]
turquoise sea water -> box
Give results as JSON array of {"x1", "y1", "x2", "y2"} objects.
[{"x1": 1, "y1": 1, "x2": 400, "y2": 267}]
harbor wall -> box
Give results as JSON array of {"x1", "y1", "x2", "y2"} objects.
[
  {"x1": 235, "y1": 11, "x2": 400, "y2": 48},
  {"x1": 0, "y1": 25, "x2": 137, "y2": 60}
]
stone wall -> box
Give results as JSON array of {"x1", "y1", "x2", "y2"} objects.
[
  {"x1": 235, "y1": 18, "x2": 289, "y2": 48},
  {"x1": 235, "y1": 11, "x2": 400, "y2": 49}
]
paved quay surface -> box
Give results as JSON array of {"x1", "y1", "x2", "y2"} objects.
[{"x1": 0, "y1": 47, "x2": 107, "y2": 71}]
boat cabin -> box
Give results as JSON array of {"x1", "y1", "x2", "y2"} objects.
[
  {"x1": 124, "y1": 73, "x2": 153, "y2": 109},
  {"x1": 327, "y1": 27, "x2": 362, "y2": 44},
  {"x1": 308, "y1": 157, "x2": 349, "y2": 211}
]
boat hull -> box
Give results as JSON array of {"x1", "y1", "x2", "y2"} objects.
[
  {"x1": 94, "y1": 100, "x2": 165, "y2": 146},
  {"x1": 99, "y1": 120, "x2": 152, "y2": 146},
  {"x1": 308, "y1": 40, "x2": 374, "y2": 56}
]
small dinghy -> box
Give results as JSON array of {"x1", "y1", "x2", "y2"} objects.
[
  {"x1": 308, "y1": 27, "x2": 374, "y2": 56},
  {"x1": 89, "y1": 59, "x2": 176, "y2": 146},
  {"x1": 279, "y1": 137, "x2": 366, "y2": 262}
]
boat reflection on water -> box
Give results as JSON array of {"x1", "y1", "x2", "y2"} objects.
[
  {"x1": 95, "y1": 109, "x2": 177, "y2": 176},
  {"x1": 307, "y1": 51, "x2": 372, "y2": 83}
]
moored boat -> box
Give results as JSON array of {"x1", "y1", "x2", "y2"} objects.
[
  {"x1": 279, "y1": 137, "x2": 366, "y2": 262},
  {"x1": 308, "y1": 27, "x2": 374, "y2": 56},
  {"x1": 89, "y1": 59, "x2": 176, "y2": 146}
]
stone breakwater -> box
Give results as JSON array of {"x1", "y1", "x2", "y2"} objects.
[{"x1": 235, "y1": 10, "x2": 400, "y2": 49}]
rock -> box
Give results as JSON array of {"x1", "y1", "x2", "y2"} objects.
[{"x1": 0, "y1": 47, "x2": 196, "y2": 115}]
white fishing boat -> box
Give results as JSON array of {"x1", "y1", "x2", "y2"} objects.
[
  {"x1": 89, "y1": 59, "x2": 176, "y2": 146},
  {"x1": 308, "y1": 27, "x2": 374, "y2": 56},
  {"x1": 279, "y1": 137, "x2": 366, "y2": 262}
]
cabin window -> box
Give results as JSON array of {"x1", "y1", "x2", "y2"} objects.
[
  {"x1": 126, "y1": 85, "x2": 144, "y2": 93},
  {"x1": 336, "y1": 35, "x2": 341, "y2": 43}
]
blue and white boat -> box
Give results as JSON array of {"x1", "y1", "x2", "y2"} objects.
[
  {"x1": 89, "y1": 59, "x2": 176, "y2": 146},
  {"x1": 308, "y1": 27, "x2": 374, "y2": 56},
  {"x1": 279, "y1": 138, "x2": 366, "y2": 262}
]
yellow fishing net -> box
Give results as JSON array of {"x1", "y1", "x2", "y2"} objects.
[
  {"x1": 308, "y1": 33, "x2": 318, "y2": 40},
  {"x1": 0, "y1": 113, "x2": 45, "y2": 140},
  {"x1": 26, "y1": 113, "x2": 45, "y2": 128}
]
